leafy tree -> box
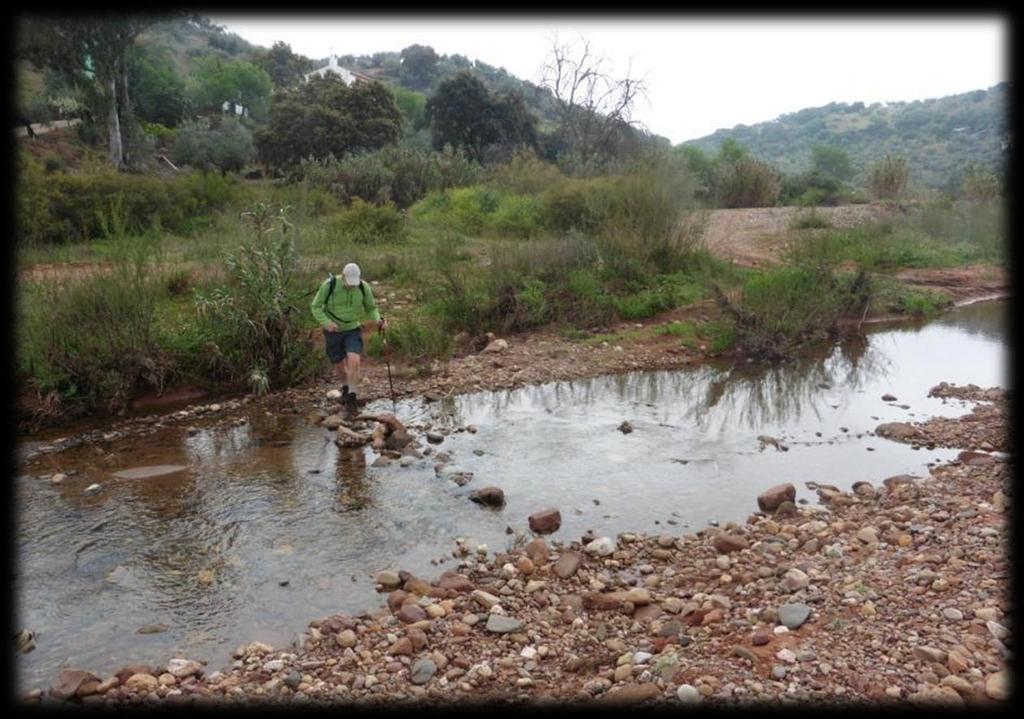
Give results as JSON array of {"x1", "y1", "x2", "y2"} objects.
[
  {"x1": 961, "y1": 162, "x2": 1001, "y2": 202},
  {"x1": 811, "y1": 144, "x2": 854, "y2": 183},
  {"x1": 19, "y1": 15, "x2": 160, "y2": 169},
  {"x1": 716, "y1": 138, "x2": 748, "y2": 164},
  {"x1": 712, "y1": 155, "x2": 781, "y2": 208},
  {"x1": 187, "y1": 54, "x2": 273, "y2": 120},
  {"x1": 128, "y1": 43, "x2": 187, "y2": 127},
  {"x1": 255, "y1": 75, "x2": 403, "y2": 170},
  {"x1": 251, "y1": 41, "x2": 312, "y2": 89},
  {"x1": 399, "y1": 44, "x2": 439, "y2": 90},
  {"x1": 426, "y1": 71, "x2": 537, "y2": 161},
  {"x1": 392, "y1": 86, "x2": 427, "y2": 131}
]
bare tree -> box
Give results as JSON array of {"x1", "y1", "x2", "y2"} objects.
[{"x1": 539, "y1": 34, "x2": 648, "y2": 164}]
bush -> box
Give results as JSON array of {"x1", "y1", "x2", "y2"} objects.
[
  {"x1": 16, "y1": 156, "x2": 241, "y2": 245},
  {"x1": 328, "y1": 199, "x2": 408, "y2": 245},
  {"x1": 18, "y1": 201, "x2": 171, "y2": 413},
  {"x1": 194, "y1": 203, "x2": 320, "y2": 392},
  {"x1": 714, "y1": 266, "x2": 870, "y2": 360},
  {"x1": 870, "y1": 154, "x2": 908, "y2": 201},
  {"x1": 961, "y1": 163, "x2": 1001, "y2": 202},
  {"x1": 790, "y1": 208, "x2": 832, "y2": 229},
  {"x1": 171, "y1": 116, "x2": 255, "y2": 173},
  {"x1": 712, "y1": 155, "x2": 781, "y2": 208}
]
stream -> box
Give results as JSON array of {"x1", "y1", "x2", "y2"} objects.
[{"x1": 14, "y1": 300, "x2": 1008, "y2": 693}]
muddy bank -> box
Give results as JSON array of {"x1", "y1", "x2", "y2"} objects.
[{"x1": 26, "y1": 384, "x2": 1010, "y2": 707}]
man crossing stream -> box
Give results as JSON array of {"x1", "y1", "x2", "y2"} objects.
[{"x1": 310, "y1": 262, "x2": 387, "y2": 416}]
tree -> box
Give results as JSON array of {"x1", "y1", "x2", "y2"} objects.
[
  {"x1": 539, "y1": 34, "x2": 647, "y2": 164},
  {"x1": 187, "y1": 54, "x2": 273, "y2": 120},
  {"x1": 811, "y1": 144, "x2": 854, "y2": 183},
  {"x1": 252, "y1": 41, "x2": 312, "y2": 90},
  {"x1": 425, "y1": 71, "x2": 537, "y2": 161},
  {"x1": 171, "y1": 116, "x2": 254, "y2": 172},
  {"x1": 128, "y1": 43, "x2": 187, "y2": 126},
  {"x1": 392, "y1": 86, "x2": 427, "y2": 131},
  {"x1": 19, "y1": 15, "x2": 160, "y2": 169},
  {"x1": 399, "y1": 44, "x2": 439, "y2": 90},
  {"x1": 255, "y1": 75, "x2": 403, "y2": 170}
]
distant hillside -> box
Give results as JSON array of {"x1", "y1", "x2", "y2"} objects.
[{"x1": 681, "y1": 84, "x2": 1009, "y2": 190}]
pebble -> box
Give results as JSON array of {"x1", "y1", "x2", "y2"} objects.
[
  {"x1": 777, "y1": 603, "x2": 811, "y2": 630},
  {"x1": 677, "y1": 684, "x2": 701, "y2": 704},
  {"x1": 410, "y1": 659, "x2": 436, "y2": 685}
]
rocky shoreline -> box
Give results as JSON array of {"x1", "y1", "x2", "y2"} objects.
[{"x1": 25, "y1": 383, "x2": 1011, "y2": 707}]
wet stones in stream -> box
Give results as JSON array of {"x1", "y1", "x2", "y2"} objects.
[
  {"x1": 529, "y1": 508, "x2": 562, "y2": 534},
  {"x1": 469, "y1": 486, "x2": 505, "y2": 507}
]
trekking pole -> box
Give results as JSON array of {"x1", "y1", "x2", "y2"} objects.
[{"x1": 380, "y1": 324, "x2": 397, "y2": 412}]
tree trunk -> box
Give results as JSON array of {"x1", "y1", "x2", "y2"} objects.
[
  {"x1": 107, "y1": 75, "x2": 124, "y2": 169},
  {"x1": 119, "y1": 56, "x2": 132, "y2": 168}
]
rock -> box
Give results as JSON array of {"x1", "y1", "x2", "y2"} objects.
[
  {"x1": 136, "y1": 624, "x2": 169, "y2": 635},
  {"x1": 469, "y1": 486, "x2": 505, "y2": 508},
  {"x1": 856, "y1": 527, "x2": 879, "y2": 544},
  {"x1": 485, "y1": 615, "x2": 523, "y2": 633},
  {"x1": 437, "y1": 572, "x2": 474, "y2": 593},
  {"x1": 554, "y1": 552, "x2": 584, "y2": 578},
  {"x1": 375, "y1": 571, "x2": 402, "y2": 591},
  {"x1": 115, "y1": 664, "x2": 155, "y2": 683},
  {"x1": 336, "y1": 630, "x2": 357, "y2": 647},
  {"x1": 914, "y1": 646, "x2": 947, "y2": 664},
  {"x1": 326, "y1": 389, "x2": 343, "y2": 400},
  {"x1": 388, "y1": 638, "x2": 413, "y2": 656},
  {"x1": 852, "y1": 481, "x2": 876, "y2": 498},
  {"x1": 262, "y1": 659, "x2": 284, "y2": 673},
  {"x1": 51, "y1": 473, "x2": 66, "y2": 484},
  {"x1": 51, "y1": 669, "x2": 101, "y2": 700},
  {"x1": 909, "y1": 686, "x2": 966, "y2": 708},
  {"x1": 124, "y1": 673, "x2": 160, "y2": 693},
  {"x1": 529, "y1": 508, "x2": 562, "y2": 534},
  {"x1": 284, "y1": 671, "x2": 302, "y2": 690},
  {"x1": 166, "y1": 658, "x2": 201, "y2": 679},
  {"x1": 781, "y1": 568, "x2": 809, "y2": 592},
  {"x1": 757, "y1": 483, "x2": 796, "y2": 512},
  {"x1": 942, "y1": 607, "x2": 964, "y2": 621},
  {"x1": 472, "y1": 590, "x2": 501, "y2": 609},
  {"x1": 585, "y1": 537, "x2": 616, "y2": 556},
  {"x1": 524, "y1": 539, "x2": 549, "y2": 564},
  {"x1": 985, "y1": 671, "x2": 1009, "y2": 700},
  {"x1": 14, "y1": 629, "x2": 35, "y2": 653},
  {"x1": 482, "y1": 338, "x2": 509, "y2": 354},
  {"x1": 677, "y1": 684, "x2": 701, "y2": 704},
  {"x1": 197, "y1": 569, "x2": 215, "y2": 584},
  {"x1": 876, "y1": 422, "x2": 921, "y2": 442},
  {"x1": 84, "y1": 483, "x2": 101, "y2": 493},
  {"x1": 517, "y1": 557, "x2": 535, "y2": 575},
  {"x1": 426, "y1": 432, "x2": 444, "y2": 444},
  {"x1": 774, "y1": 501, "x2": 798, "y2": 517},
  {"x1": 752, "y1": 630, "x2": 772, "y2": 646},
  {"x1": 322, "y1": 414, "x2": 344, "y2": 430},
  {"x1": 882, "y1": 394, "x2": 898, "y2": 401},
  {"x1": 598, "y1": 682, "x2": 661, "y2": 704},
  {"x1": 618, "y1": 421, "x2": 633, "y2": 434},
  {"x1": 777, "y1": 603, "x2": 811, "y2": 630},
  {"x1": 986, "y1": 621, "x2": 1008, "y2": 641},
  {"x1": 397, "y1": 605, "x2": 427, "y2": 624},
  {"x1": 337, "y1": 425, "x2": 372, "y2": 448},
  {"x1": 410, "y1": 659, "x2": 437, "y2": 685},
  {"x1": 713, "y1": 533, "x2": 749, "y2": 554}
]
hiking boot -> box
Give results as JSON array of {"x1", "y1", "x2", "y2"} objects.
[{"x1": 344, "y1": 392, "x2": 359, "y2": 417}]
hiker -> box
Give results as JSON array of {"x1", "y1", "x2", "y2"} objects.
[{"x1": 311, "y1": 262, "x2": 386, "y2": 415}]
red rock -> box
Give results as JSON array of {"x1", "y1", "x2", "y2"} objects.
[
  {"x1": 713, "y1": 533, "x2": 750, "y2": 554},
  {"x1": 388, "y1": 638, "x2": 413, "y2": 656},
  {"x1": 403, "y1": 577, "x2": 432, "y2": 596},
  {"x1": 437, "y1": 572, "x2": 474, "y2": 593},
  {"x1": 757, "y1": 483, "x2": 796, "y2": 512},
  {"x1": 752, "y1": 631, "x2": 772, "y2": 646},
  {"x1": 633, "y1": 604, "x2": 663, "y2": 622},
  {"x1": 528, "y1": 508, "x2": 562, "y2": 534},
  {"x1": 115, "y1": 665, "x2": 154, "y2": 685},
  {"x1": 397, "y1": 605, "x2": 427, "y2": 624},
  {"x1": 583, "y1": 592, "x2": 622, "y2": 610},
  {"x1": 407, "y1": 627, "x2": 428, "y2": 651},
  {"x1": 553, "y1": 551, "x2": 584, "y2": 578},
  {"x1": 387, "y1": 590, "x2": 408, "y2": 612}
]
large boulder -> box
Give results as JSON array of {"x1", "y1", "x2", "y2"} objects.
[
  {"x1": 528, "y1": 508, "x2": 562, "y2": 534},
  {"x1": 50, "y1": 669, "x2": 101, "y2": 700},
  {"x1": 469, "y1": 487, "x2": 506, "y2": 507},
  {"x1": 757, "y1": 483, "x2": 796, "y2": 512}
]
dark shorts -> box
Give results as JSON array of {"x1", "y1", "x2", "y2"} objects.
[{"x1": 323, "y1": 327, "x2": 363, "y2": 363}]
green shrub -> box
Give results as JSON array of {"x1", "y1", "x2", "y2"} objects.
[
  {"x1": 328, "y1": 199, "x2": 408, "y2": 245},
  {"x1": 790, "y1": 208, "x2": 832, "y2": 229},
  {"x1": 194, "y1": 203, "x2": 320, "y2": 392},
  {"x1": 171, "y1": 117, "x2": 255, "y2": 173},
  {"x1": 18, "y1": 201, "x2": 171, "y2": 413}
]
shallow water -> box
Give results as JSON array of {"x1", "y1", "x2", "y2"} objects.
[{"x1": 14, "y1": 300, "x2": 1008, "y2": 693}]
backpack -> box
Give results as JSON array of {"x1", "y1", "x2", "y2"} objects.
[{"x1": 322, "y1": 272, "x2": 366, "y2": 325}]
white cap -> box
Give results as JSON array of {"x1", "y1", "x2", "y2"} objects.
[{"x1": 342, "y1": 262, "x2": 361, "y2": 287}]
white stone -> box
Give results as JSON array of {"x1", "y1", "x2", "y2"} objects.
[{"x1": 585, "y1": 537, "x2": 616, "y2": 557}]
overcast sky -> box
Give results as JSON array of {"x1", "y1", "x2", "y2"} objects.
[{"x1": 208, "y1": 15, "x2": 1007, "y2": 144}]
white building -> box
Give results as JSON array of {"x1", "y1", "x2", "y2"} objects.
[{"x1": 304, "y1": 54, "x2": 371, "y2": 86}]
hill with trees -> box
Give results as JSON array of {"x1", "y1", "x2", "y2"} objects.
[{"x1": 680, "y1": 83, "x2": 1009, "y2": 191}]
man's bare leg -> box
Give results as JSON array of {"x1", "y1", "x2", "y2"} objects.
[
  {"x1": 333, "y1": 360, "x2": 348, "y2": 393},
  {"x1": 344, "y1": 351, "x2": 362, "y2": 414}
]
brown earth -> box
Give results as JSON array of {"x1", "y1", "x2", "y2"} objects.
[{"x1": 30, "y1": 386, "x2": 1010, "y2": 707}]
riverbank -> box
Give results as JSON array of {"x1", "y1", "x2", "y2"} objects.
[
  {"x1": 16, "y1": 286, "x2": 1009, "y2": 462},
  {"x1": 26, "y1": 382, "x2": 1010, "y2": 706}
]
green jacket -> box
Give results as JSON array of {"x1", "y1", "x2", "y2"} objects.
[{"x1": 310, "y1": 277, "x2": 381, "y2": 332}]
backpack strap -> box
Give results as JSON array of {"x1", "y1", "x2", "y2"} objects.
[{"x1": 322, "y1": 274, "x2": 367, "y2": 325}]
